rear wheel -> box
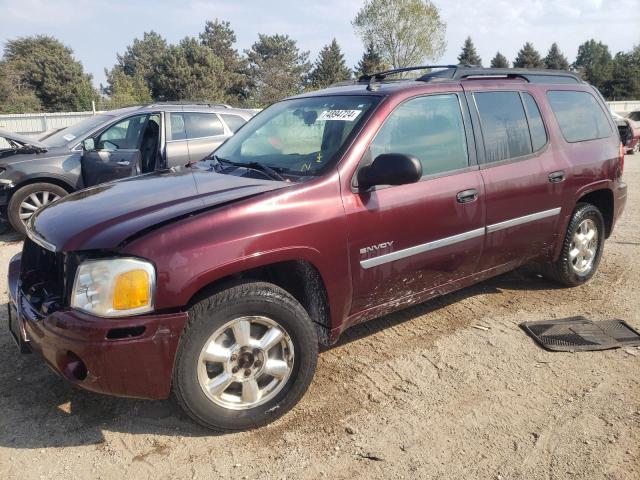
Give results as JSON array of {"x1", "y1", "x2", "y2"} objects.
[
  {"x1": 173, "y1": 282, "x2": 318, "y2": 431},
  {"x1": 537, "y1": 203, "x2": 605, "y2": 287},
  {"x1": 8, "y1": 183, "x2": 68, "y2": 235}
]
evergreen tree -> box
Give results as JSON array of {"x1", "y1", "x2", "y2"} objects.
[
  {"x1": 103, "y1": 69, "x2": 152, "y2": 107},
  {"x1": 354, "y1": 42, "x2": 387, "y2": 77},
  {"x1": 3, "y1": 36, "x2": 97, "y2": 112},
  {"x1": 199, "y1": 19, "x2": 248, "y2": 101},
  {"x1": 457, "y1": 36, "x2": 482, "y2": 66},
  {"x1": 544, "y1": 43, "x2": 570, "y2": 70},
  {"x1": 513, "y1": 42, "x2": 545, "y2": 68},
  {"x1": 154, "y1": 37, "x2": 227, "y2": 102},
  {"x1": 309, "y1": 39, "x2": 352, "y2": 89},
  {"x1": 608, "y1": 46, "x2": 640, "y2": 100},
  {"x1": 245, "y1": 34, "x2": 311, "y2": 106},
  {"x1": 110, "y1": 31, "x2": 169, "y2": 98},
  {"x1": 573, "y1": 39, "x2": 613, "y2": 94},
  {"x1": 490, "y1": 51, "x2": 509, "y2": 68}
]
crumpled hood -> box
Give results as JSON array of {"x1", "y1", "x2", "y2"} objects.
[
  {"x1": 29, "y1": 167, "x2": 290, "y2": 252},
  {"x1": 0, "y1": 128, "x2": 47, "y2": 149}
]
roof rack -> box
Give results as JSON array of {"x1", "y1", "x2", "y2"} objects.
[
  {"x1": 357, "y1": 65, "x2": 462, "y2": 83},
  {"x1": 144, "y1": 101, "x2": 232, "y2": 108},
  {"x1": 358, "y1": 65, "x2": 582, "y2": 87},
  {"x1": 417, "y1": 67, "x2": 582, "y2": 84}
]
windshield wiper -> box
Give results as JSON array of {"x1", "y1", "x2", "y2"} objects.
[{"x1": 212, "y1": 155, "x2": 286, "y2": 182}]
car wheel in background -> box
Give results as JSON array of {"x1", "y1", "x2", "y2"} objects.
[
  {"x1": 8, "y1": 182, "x2": 68, "y2": 235},
  {"x1": 173, "y1": 281, "x2": 318, "y2": 431}
]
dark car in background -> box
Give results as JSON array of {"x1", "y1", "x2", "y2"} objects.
[{"x1": 0, "y1": 104, "x2": 255, "y2": 233}]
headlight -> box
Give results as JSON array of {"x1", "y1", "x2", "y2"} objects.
[{"x1": 71, "y1": 258, "x2": 156, "y2": 317}]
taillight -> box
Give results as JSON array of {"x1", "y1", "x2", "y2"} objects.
[{"x1": 619, "y1": 142, "x2": 625, "y2": 176}]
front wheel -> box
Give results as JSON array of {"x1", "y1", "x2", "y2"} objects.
[
  {"x1": 540, "y1": 203, "x2": 605, "y2": 287},
  {"x1": 7, "y1": 182, "x2": 68, "y2": 235},
  {"x1": 173, "y1": 282, "x2": 318, "y2": 431}
]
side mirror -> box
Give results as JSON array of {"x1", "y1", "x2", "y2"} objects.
[
  {"x1": 357, "y1": 153, "x2": 422, "y2": 191},
  {"x1": 82, "y1": 138, "x2": 95, "y2": 151}
]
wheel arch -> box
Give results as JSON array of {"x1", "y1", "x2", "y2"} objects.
[
  {"x1": 185, "y1": 259, "x2": 332, "y2": 346},
  {"x1": 9, "y1": 175, "x2": 75, "y2": 200},
  {"x1": 576, "y1": 188, "x2": 614, "y2": 238}
]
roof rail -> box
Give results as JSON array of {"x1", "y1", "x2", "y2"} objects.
[
  {"x1": 144, "y1": 101, "x2": 232, "y2": 108},
  {"x1": 358, "y1": 65, "x2": 462, "y2": 83},
  {"x1": 416, "y1": 67, "x2": 582, "y2": 84}
]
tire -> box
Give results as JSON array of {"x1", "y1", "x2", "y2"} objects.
[
  {"x1": 538, "y1": 203, "x2": 605, "y2": 287},
  {"x1": 7, "y1": 183, "x2": 68, "y2": 235},
  {"x1": 173, "y1": 281, "x2": 318, "y2": 431}
]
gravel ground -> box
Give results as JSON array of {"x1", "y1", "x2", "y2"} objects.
[{"x1": 0, "y1": 157, "x2": 638, "y2": 480}]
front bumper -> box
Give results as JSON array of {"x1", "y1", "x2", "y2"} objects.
[
  {"x1": 612, "y1": 181, "x2": 627, "y2": 232},
  {"x1": 8, "y1": 254, "x2": 189, "y2": 400}
]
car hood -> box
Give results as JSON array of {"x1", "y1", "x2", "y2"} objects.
[
  {"x1": 29, "y1": 167, "x2": 291, "y2": 252},
  {"x1": 0, "y1": 129, "x2": 47, "y2": 149}
]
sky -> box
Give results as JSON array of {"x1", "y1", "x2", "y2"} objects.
[{"x1": 2, "y1": 0, "x2": 639, "y2": 89}]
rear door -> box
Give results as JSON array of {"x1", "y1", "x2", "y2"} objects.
[
  {"x1": 465, "y1": 87, "x2": 566, "y2": 270},
  {"x1": 81, "y1": 114, "x2": 148, "y2": 186},
  {"x1": 184, "y1": 112, "x2": 228, "y2": 162},
  {"x1": 165, "y1": 111, "x2": 191, "y2": 167},
  {"x1": 343, "y1": 91, "x2": 486, "y2": 316}
]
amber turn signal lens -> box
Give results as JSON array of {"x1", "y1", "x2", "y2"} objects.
[{"x1": 112, "y1": 269, "x2": 150, "y2": 310}]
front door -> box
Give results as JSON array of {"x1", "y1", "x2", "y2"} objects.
[
  {"x1": 343, "y1": 92, "x2": 486, "y2": 317},
  {"x1": 81, "y1": 114, "x2": 149, "y2": 186}
]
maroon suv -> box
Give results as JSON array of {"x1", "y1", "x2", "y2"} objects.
[{"x1": 8, "y1": 66, "x2": 627, "y2": 431}]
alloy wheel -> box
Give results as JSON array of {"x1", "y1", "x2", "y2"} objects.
[
  {"x1": 19, "y1": 190, "x2": 61, "y2": 224},
  {"x1": 569, "y1": 218, "x2": 598, "y2": 274},
  {"x1": 197, "y1": 316, "x2": 294, "y2": 410}
]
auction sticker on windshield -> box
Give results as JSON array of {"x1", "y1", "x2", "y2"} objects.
[
  {"x1": 63, "y1": 134, "x2": 76, "y2": 142},
  {"x1": 318, "y1": 110, "x2": 362, "y2": 121}
]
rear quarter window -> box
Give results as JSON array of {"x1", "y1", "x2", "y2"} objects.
[
  {"x1": 220, "y1": 114, "x2": 247, "y2": 133},
  {"x1": 547, "y1": 90, "x2": 612, "y2": 143}
]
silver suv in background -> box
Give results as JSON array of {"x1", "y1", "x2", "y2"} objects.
[{"x1": 0, "y1": 103, "x2": 255, "y2": 233}]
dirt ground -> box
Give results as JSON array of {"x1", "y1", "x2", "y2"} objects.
[{"x1": 0, "y1": 158, "x2": 638, "y2": 480}]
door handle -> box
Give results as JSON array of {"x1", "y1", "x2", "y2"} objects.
[
  {"x1": 116, "y1": 160, "x2": 131, "y2": 166},
  {"x1": 456, "y1": 188, "x2": 478, "y2": 203},
  {"x1": 548, "y1": 170, "x2": 565, "y2": 183}
]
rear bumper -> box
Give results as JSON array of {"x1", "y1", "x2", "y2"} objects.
[{"x1": 8, "y1": 254, "x2": 189, "y2": 400}]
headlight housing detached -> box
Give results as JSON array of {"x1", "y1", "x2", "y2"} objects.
[{"x1": 71, "y1": 258, "x2": 156, "y2": 317}]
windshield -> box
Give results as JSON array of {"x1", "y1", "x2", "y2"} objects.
[
  {"x1": 212, "y1": 95, "x2": 381, "y2": 180},
  {"x1": 41, "y1": 114, "x2": 114, "y2": 148}
]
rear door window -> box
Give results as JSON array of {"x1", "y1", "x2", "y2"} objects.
[
  {"x1": 169, "y1": 113, "x2": 187, "y2": 141},
  {"x1": 474, "y1": 91, "x2": 532, "y2": 162},
  {"x1": 547, "y1": 90, "x2": 612, "y2": 142},
  {"x1": 220, "y1": 114, "x2": 246, "y2": 133},
  {"x1": 184, "y1": 113, "x2": 224, "y2": 139},
  {"x1": 522, "y1": 93, "x2": 547, "y2": 151},
  {"x1": 368, "y1": 93, "x2": 469, "y2": 177}
]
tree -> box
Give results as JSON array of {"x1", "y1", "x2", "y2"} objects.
[
  {"x1": 352, "y1": 0, "x2": 446, "y2": 69},
  {"x1": 309, "y1": 39, "x2": 352, "y2": 89},
  {"x1": 573, "y1": 39, "x2": 613, "y2": 93},
  {"x1": 245, "y1": 34, "x2": 311, "y2": 106},
  {"x1": 0, "y1": 61, "x2": 43, "y2": 113},
  {"x1": 2, "y1": 35, "x2": 96, "y2": 111},
  {"x1": 609, "y1": 46, "x2": 640, "y2": 100},
  {"x1": 354, "y1": 42, "x2": 387, "y2": 77},
  {"x1": 513, "y1": 42, "x2": 544, "y2": 68},
  {"x1": 154, "y1": 37, "x2": 226, "y2": 102},
  {"x1": 199, "y1": 19, "x2": 248, "y2": 101},
  {"x1": 103, "y1": 69, "x2": 152, "y2": 107},
  {"x1": 490, "y1": 52, "x2": 509, "y2": 68},
  {"x1": 544, "y1": 43, "x2": 570, "y2": 70},
  {"x1": 457, "y1": 36, "x2": 482, "y2": 66},
  {"x1": 110, "y1": 31, "x2": 168, "y2": 98}
]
